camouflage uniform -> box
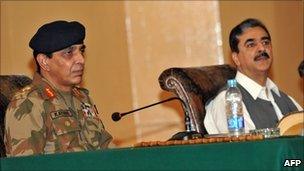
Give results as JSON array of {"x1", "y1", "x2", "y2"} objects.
[{"x1": 4, "y1": 73, "x2": 112, "y2": 157}]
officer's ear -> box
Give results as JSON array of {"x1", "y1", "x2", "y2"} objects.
[
  {"x1": 232, "y1": 52, "x2": 241, "y2": 67},
  {"x1": 36, "y1": 54, "x2": 50, "y2": 71}
]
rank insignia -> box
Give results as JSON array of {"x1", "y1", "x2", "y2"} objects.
[
  {"x1": 72, "y1": 88, "x2": 84, "y2": 99},
  {"x1": 45, "y1": 87, "x2": 55, "y2": 98}
]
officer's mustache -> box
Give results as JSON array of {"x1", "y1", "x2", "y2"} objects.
[{"x1": 254, "y1": 51, "x2": 269, "y2": 61}]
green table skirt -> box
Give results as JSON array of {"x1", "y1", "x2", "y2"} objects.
[{"x1": 1, "y1": 136, "x2": 303, "y2": 170}]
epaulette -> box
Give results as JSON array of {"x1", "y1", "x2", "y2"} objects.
[{"x1": 12, "y1": 85, "x2": 36, "y2": 100}]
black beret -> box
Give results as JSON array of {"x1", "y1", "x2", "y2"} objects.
[{"x1": 29, "y1": 20, "x2": 85, "y2": 54}]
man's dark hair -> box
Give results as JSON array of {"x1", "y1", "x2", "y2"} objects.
[
  {"x1": 298, "y1": 60, "x2": 304, "y2": 78},
  {"x1": 33, "y1": 51, "x2": 52, "y2": 74},
  {"x1": 229, "y1": 18, "x2": 271, "y2": 53}
]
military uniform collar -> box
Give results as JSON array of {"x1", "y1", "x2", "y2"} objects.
[
  {"x1": 32, "y1": 73, "x2": 85, "y2": 100},
  {"x1": 32, "y1": 73, "x2": 57, "y2": 100},
  {"x1": 72, "y1": 87, "x2": 85, "y2": 100}
]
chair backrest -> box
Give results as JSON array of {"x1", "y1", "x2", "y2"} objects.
[
  {"x1": 0, "y1": 75, "x2": 32, "y2": 158},
  {"x1": 158, "y1": 64, "x2": 236, "y2": 135}
]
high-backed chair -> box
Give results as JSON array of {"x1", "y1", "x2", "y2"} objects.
[
  {"x1": 0, "y1": 75, "x2": 32, "y2": 158},
  {"x1": 158, "y1": 64, "x2": 237, "y2": 135}
]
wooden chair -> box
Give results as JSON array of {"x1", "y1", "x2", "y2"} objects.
[{"x1": 158, "y1": 64, "x2": 236, "y2": 135}]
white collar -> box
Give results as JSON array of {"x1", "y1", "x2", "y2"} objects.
[{"x1": 235, "y1": 71, "x2": 280, "y2": 100}]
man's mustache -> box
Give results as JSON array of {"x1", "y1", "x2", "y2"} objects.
[{"x1": 254, "y1": 51, "x2": 269, "y2": 61}]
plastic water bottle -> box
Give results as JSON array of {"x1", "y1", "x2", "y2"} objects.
[{"x1": 225, "y1": 79, "x2": 244, "y2": 136}]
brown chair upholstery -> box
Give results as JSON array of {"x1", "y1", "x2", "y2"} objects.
[
  {"x1": 158, "y1": 64, "x2": 237, "y2": 135},
  {"x1": 0, "y1": 75, "x2": 32, "y2": 158}
]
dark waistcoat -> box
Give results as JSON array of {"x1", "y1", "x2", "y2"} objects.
[{"x1": 238, "y1": 84, "x2": 298, "y2": 129}]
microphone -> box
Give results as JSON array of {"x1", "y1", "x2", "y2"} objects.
[
  {"x1": 112, "y1": 97, "x2": 182, "y2": 122},
  {"x1": 111, "y1": 97, "x2": 202, "y2": 140},
  {"x1": 112, "y1": 112, "x2": 123, "y2": 121}
]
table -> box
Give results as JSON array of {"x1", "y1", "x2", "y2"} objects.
[{"x1": 1, "y1": 136, "x2": 303, "y2": 170}]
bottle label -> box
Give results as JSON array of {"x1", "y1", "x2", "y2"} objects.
[{"x1": 227, "y1": 115, "x2": 244, "y2": 130}]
